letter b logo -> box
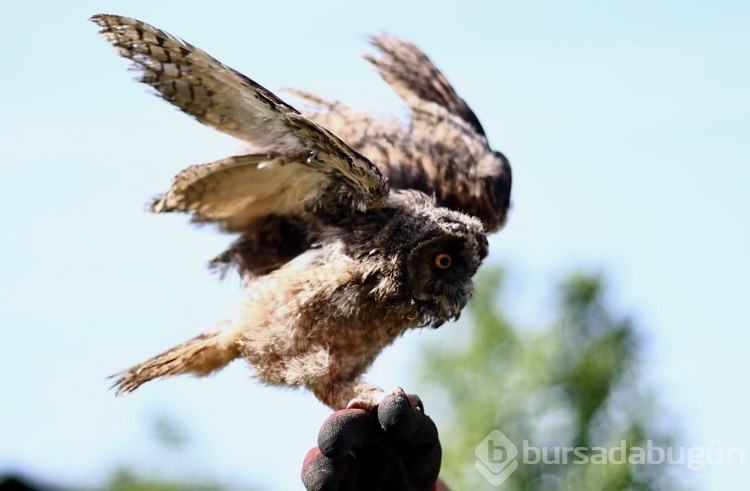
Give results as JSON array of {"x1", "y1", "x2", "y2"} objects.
[{"x1": 475, "y1": 430, "x2": 519, "y2": 486}]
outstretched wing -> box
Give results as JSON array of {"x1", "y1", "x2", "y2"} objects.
[
  {"x1": 292, "y1": 35, "x2": 512, "y2": 232},
  {"x1": 365, "y1": 34, "x2": 487, "y2": 137},
  {"x1": 91, "y1": 14, "x2": 387, "y2": 230}
]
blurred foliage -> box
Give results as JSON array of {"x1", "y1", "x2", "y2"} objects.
[
  {"x1": 0, "y1": 413, "x2": 258, "y2": 491},
  {"x1": 420, "y1": 267, "x2": 687, "y2": 490},
  {"x1": 151, "y1": 416, "x2": 190, "y2": 450},
  {"x1": 98, "y1": 415, "x2": 231, "y2": 491},
  {"x1": 103, "y1": 468, "x2": 223, "y2": 491}
]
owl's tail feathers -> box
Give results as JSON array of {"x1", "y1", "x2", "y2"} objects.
[{"x1": 110, "y1": 330, "x2": 241, "y2": 395}]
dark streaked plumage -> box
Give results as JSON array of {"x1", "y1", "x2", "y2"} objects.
[{"x1": 92, "y1": 14, "x2": 511, "y2": 410}]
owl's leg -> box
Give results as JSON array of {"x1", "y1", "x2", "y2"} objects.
[
  {"x1": 311, "y1": 379, "x2": 418, "y2": 411},
  {"x1": 111, "y1": 327, "x2": 241, "y2": 395},
  {"x1": 346, "y1": 386, "x2": 423, "y2": 412},
  {"x1": 309, "y1": 378, "x2": 382, "y2": 410}
]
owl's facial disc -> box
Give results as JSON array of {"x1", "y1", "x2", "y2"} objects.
[{"x1": 406, "y1": 228, "x2": 485, "y2": 326}]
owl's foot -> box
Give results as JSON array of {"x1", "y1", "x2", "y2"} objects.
[{"x1": 346, "y1": 386, "x2": 422, "y2": 412}]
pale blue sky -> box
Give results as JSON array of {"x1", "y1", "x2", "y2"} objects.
[{"x1": 1, "y1": 1, "x2": 748, "y2": 489}]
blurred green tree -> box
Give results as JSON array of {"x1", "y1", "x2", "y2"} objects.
[
  {"x1": 420, "y1": 268, "x2": 686, "y2": 490},
  {"x1": 103, "y1": 469, "x2": 223, "y2": 491},
  {"x1": 100, "y1": 416, "x2": 231, "y2": 491}
]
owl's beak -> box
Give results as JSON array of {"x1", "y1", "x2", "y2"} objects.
[
  {"x1": 454, "y1": 289, "x2": 470, "y2": 313},
  {"x1": 446, "y1": 286, "x2": 472, "y2": 320},
  {"x1": 424, "y1": 285, "x2": 473, "y2": 327}
]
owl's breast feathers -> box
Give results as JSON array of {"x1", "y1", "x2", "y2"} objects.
[
  {"x1": 236, "y1": 242, "x2": 419, "y2": 387},
  {"x1": 237, "y1": 191, "x2": 479, "y2": 373}
]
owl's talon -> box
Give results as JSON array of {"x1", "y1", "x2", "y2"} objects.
[
  {"x1": 346, "y1": 386, "x2": 420, "y2": 412},
  {"x1": 388, "y1": 387, "x2": 423, "y2": 411},
  {"x1": 405, "y1": 393, "x2": 424, "y2": 411},
  {"x1": 346, "y1": 395, "x2": 382, "y2": 411}
]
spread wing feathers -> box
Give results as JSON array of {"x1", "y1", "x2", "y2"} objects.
[
  {"x1": 91, "y1": 14, "x2": 387, "y2": 226},
  {"x1": 290, "y1": 40, "x2": 513, "y2": 232},
  {"x1": 284, "y1": 89, "x2": 400, "y2": 158},
  {"x1": 365, "y1": 34, "x2": 487, "y2": 138},
  {"x1": 149, "y1": 155, "x2": 342, "y2": 231}
]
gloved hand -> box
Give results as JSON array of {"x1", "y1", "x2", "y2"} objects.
[{"x1": 301, "y1": 391, "x2": 443, "y2": 491}]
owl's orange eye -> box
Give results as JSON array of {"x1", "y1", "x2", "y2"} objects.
[{"x1": 434, "y1": 252, "x2": 453, "y2": 270}]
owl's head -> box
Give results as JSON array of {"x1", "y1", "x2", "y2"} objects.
[{"x1": 404, "y1": 206, "x2": 489, "y2": 327}]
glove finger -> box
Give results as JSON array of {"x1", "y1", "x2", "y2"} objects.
[
  {"x1": 401, "y1": 436, "x2": 442, "y2": 489},
  {"x1": 301, "y1": 447, "x2": 353, "y2": 491},
  {"x1": 405, "y1": 412, "x2": 440, "y2": 447},
  {"x1": 378, "y1": 396, "x2": 442, "y2": 489},
  {"x1": 377, "y1": 393, "x2": 421, "y2": 440},
  {"x1": 318, "y1": 408, "x2": 383, "y2": 459},
  {"x1": 353, "y1": 439, "x2": 410, "y2": 491}
]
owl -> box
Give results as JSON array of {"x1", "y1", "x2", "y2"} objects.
[{"x1": 92, "y1": 14, "x2": 512, "y2": 410}]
